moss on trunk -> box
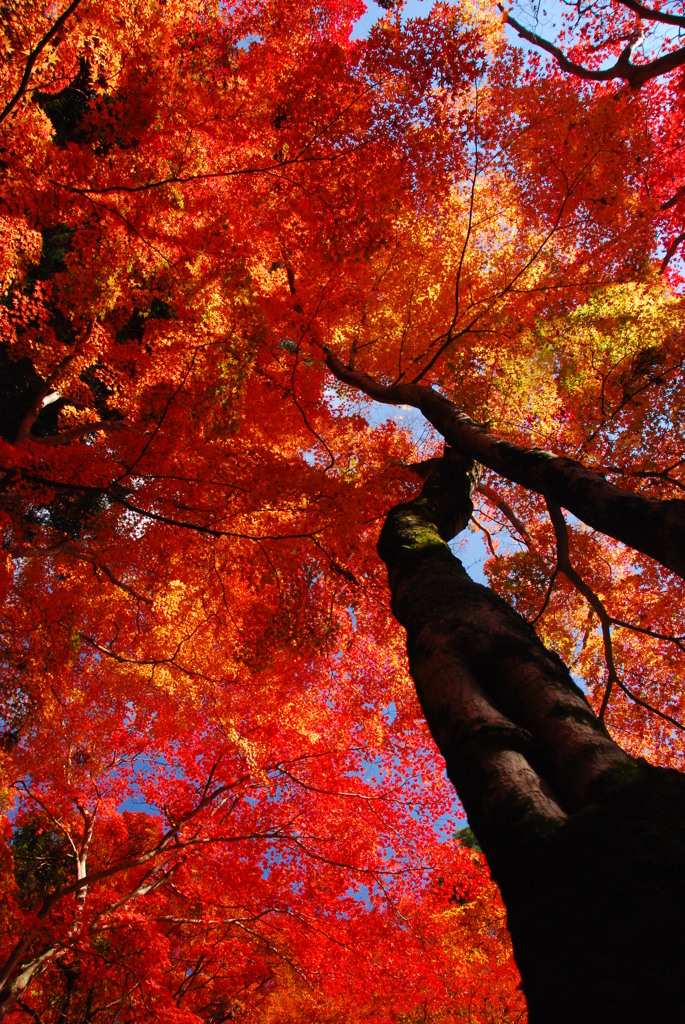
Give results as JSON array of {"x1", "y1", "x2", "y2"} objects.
[{"x1": 378, "y1": 452, "x2": 685, "y2": 1023}]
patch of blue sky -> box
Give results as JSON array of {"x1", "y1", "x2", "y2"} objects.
[
  {"x1": 383, "y1": 699, "x2": 397, "y2": 725},
  {"x1": 116, "y1": 747, "x2": 184, "y2": 816},
  {"x1": 353, "y1": 0, "x2": 529, "y2": 46},
  {"x1": 353, "y1": 747, "x2": 465, "y2": 837},
  {"x1": 353, "y1": 0, "x2": 455, "y2": 41},
  {"x1": 346, "y1": 881, "x2": 373, "y2": 909}
]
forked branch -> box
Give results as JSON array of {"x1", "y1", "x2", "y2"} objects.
[
  {"x1": 325, "y1": 348, "x2": 685, "y2": 580},
  {"x1": 499, "y1": 4, "x2": 685, "y2": 87}
]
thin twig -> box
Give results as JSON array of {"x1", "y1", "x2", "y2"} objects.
[{"x1": 545, "y1": 498, "x2": 685, "y2": 731}]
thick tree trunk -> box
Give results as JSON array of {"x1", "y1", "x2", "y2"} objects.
[
  {"x1": 327, "y1": 352, "x2": 685, "y2": 580},
  {"x1": 378, "y1": 451, "x2": 685, "y2": 1024}
]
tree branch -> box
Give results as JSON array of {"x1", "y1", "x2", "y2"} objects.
[
  {"x1": 661, "y1": 230, "x2": 685, "y2": 273},
  {"x1": 545, "y1": 499, "x2": 620, "y2": 720},
  {"x1": 0, "y1": 0, "x2": 85, "y2": 127},
  {"x1": 614, "y1": 0, "x2": 685, "y2": 29},
  {"x1": 500, "y1": 5, "x2": 685, "y2": 87},
  {"x1": 545, "y1": 499, "x2": 685, "y2": 732},
  {"x1": 476, "y1": 482, "x2": 533, "y2": 549},
  {"x1": 325, "y1": 349, "x2": 685, "y2": 580}
]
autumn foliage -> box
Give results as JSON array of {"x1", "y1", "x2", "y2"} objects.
[{"x1": 0, "y1": 0, "x2": 684, "y2": 1019}]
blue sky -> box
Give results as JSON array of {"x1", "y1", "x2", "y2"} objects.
[{"x1": 352, "y1": 0, "x2": 432, "y2": 39}]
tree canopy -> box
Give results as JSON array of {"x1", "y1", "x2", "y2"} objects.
[{"x1": 1, "y1": 0, "x2": 684, "y2": 1020}]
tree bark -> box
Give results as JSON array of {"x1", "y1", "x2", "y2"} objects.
[
  {"x1": 378, "y1": 450, "x2": 685, "y2": 1023},
  {"x1": 326, "y1": 351, "x2": 685, "y2": 580}
]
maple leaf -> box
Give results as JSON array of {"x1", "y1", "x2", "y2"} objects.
[{"x1": 1, "y1": 0, "x2": 685, "y2": 1020}]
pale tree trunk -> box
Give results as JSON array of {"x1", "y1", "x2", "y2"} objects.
[
  {"x1": 378, "y1": 451, "x2": 685, "y2": 1024},
  {"x1": 0, "y1": 948, "x2": 58, "y2": 1021},
  {"x1": 0, "y1": 810, "x2": 93, "y2": 1018}
]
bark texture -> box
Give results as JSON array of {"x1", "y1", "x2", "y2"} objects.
[{"x1": 378, "y1": 450, "x2": 685, "y2": 1024}]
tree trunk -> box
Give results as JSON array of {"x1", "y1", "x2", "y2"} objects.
[{"x1": 377, "y1": 451, "x2": 685, "y2": 1024}]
